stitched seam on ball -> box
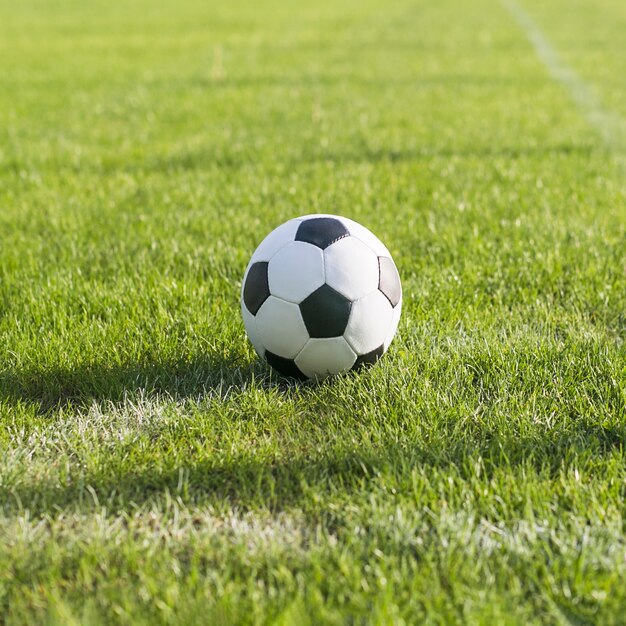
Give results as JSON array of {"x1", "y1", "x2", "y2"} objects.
[
  {"x1": 343, "y1": 330, "x2": 359, "y2": 355},
  {"x1": 251, "y1": 220, "x2": 301, "y2": 264},
  {"x1": 352, "y1": 235, "x2": 387, "y2": 257},
  {"x1": 262, "y1": 238, "x2": 293, "y2": 263},
  {"x1": 293, "y1": 337, "x2": 311, "y2": 362},
  {"x1": 380, "y1": 290, "x2": 396, "y2": 308},
  {"x1": 351, "y1": 287, "x2": 380, "y2": 306},
  {"x1": 326, "y1": 232, "x2": 349, "y2": 248}
]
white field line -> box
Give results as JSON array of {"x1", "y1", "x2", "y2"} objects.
[{"x1": 501, "y1": 0, "x2": 626, "y2": 157}]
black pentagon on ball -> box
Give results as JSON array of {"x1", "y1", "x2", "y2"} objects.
[
  {"x1": 352, "y1": 345, "x2": 384, "y2": 370},
  {"x1": 378, "y1": 256, "x2": 401, "y2": 307},
  {"x1": 243, "y1": 261, "x2": 270, "y2": 315},
  {"x1": 265, "y1": 351, "x2": 307, "y2": 381},
  {"x1": 299, "y1": 284, "x2": 352, "y2": 338},
  {"x1": 295, "y1": 217, "x2": 349, "y2": 249}
]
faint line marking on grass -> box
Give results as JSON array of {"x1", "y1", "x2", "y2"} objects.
[{"x1": 501, "y1": 0, "x2": 626, "y2": 164}]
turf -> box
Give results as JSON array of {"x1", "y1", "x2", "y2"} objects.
[{"x1": 0, "y1": 0, "x2": 625, "y2": 623}]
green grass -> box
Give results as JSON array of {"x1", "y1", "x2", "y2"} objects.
[{"x1": 1, "y1": 0, "x2": 625, "y2": 623}]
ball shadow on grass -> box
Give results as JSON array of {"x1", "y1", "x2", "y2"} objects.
[
  {"x1": 4, "y1": 417, "x2": 625, "y2": 519},
  {"x1": 0, "y1": 352, "x2": 305, "y2": 416}
]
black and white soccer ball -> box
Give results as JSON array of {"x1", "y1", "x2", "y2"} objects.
[{"x1": 241, "y1": 214, "x2": 402, "y2": 380}]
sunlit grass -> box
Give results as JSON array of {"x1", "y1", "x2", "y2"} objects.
[{"x1": 0, "y1": 0, "x2": 625, "y2": 623}]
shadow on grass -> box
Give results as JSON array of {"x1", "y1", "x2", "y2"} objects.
[
  {"x1": 187, "y1": 72, "x2": 551, "y2": 91},
  {"x1": 4, "y1": 417, "x2": 625, "y2": 518},
  {"x1": 0, "y1": 353, "x2": 294, "y2": 415},
  {"x1": 135, "y1": 141, "x2": 595, "y2": 175},
  {"x1": 1, "y1": 140, "x2": 596, "y2": 178}
]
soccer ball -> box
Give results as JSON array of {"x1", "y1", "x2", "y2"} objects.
[{"x1": 241, "y1": 214, "x2": 402, "y2": 380}]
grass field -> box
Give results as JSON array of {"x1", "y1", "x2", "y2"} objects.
[{"x1": 1, "y1": 0, "x2": 625, "y2": 623}]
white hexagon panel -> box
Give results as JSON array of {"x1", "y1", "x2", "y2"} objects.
[
  {"x1": 255, "y1": 296, "x2": 309, "y2": 359},
  {"x1": 295, "y1": 337, "x2": 357, "y2": 380},
  {"x1": 344, "y1": 290, "x2": 394, "y2": 356},
  {"x1": 324, "y1": 236, "x2": 379, "y2": 301},
  {"x1": 268, "y1": 241, "x2": 325, "y2": 303}
]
